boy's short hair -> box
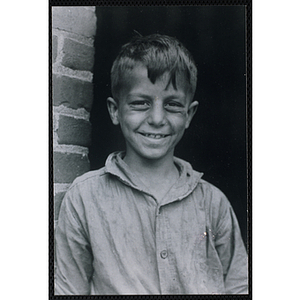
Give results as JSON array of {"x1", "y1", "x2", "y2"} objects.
[{"x1": 111, "y1": 34, "x2": 198, "y2": 101}]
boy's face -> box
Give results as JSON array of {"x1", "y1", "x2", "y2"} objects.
[{"x1": 107, "y1": 64, "x2": 198, "y2": 163}]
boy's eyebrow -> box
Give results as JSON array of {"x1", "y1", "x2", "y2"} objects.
[
  {"x1": 164, "y1": 94, "x2": 186, "y2": 101},
  {"x1": 127, "y1": 92, "x2": 186, "y2": 100},
  {"x1": 127, "y1": 93, "x2": 152, "y2": 99}
]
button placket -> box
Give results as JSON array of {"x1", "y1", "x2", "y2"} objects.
[{"x1": 155, "y1": 205, "x2": 170, "y2": 293}]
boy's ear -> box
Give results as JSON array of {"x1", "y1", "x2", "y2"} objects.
[
  {"x1": 185, "y1": 101, "x2": 199, "y2": 129},
  {"x1": 107, "y1": 97, "x2": 119, "y2": 125}
]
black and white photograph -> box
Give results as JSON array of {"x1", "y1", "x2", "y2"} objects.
[
  {"x1": 51, "y1": 3, "x2": 251, "y2": 296},
  {"x1": 5, "y1": 1, "x2": 300, "y2": 300}
]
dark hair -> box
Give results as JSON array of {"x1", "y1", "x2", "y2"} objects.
[{"x1": 111, "y1": 34, "x2": 197, "y2": 100}]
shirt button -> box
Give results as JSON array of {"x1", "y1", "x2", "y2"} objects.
[{"x1": 160, "y1": 250, "x2": 168, "y2": 259}]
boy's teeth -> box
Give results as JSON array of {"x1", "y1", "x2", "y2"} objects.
[{"x1": 145, "y1": 134, "x2": 164, "y2": 139}]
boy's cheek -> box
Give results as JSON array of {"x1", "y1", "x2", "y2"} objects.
[{"x1": 120, "y1": 116, "x2": 142, "y2": 129}]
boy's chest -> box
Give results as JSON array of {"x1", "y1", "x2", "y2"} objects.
[
  {"x1": 87, "y1": 186, "x2": 218, "y2": 260},
  {"x1": 85, "y1": 188, "x2": 224, "y2": 293}
]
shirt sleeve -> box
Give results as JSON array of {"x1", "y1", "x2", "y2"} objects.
[
  {"x1": 55, "y1": 187, "x2": 93, "y2": 295},
  {"x1": 213, "y1": 194, "x2": 248, "y2": 294}
]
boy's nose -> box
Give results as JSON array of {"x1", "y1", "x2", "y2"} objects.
[{"x1": 147, "y1": 102, "x2": 166, "y2": 127}]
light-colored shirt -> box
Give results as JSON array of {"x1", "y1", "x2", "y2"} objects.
[{"x1": 55, "y1": 152, "x2": 248, "y2": 295}]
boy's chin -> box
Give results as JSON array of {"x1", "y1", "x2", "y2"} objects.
[
  {"x1": 128, "y1": 149, "x2": 174, "y2": 162},
  {"x1": 126, "y1": 149, "x2": 174, "y2": 162}
]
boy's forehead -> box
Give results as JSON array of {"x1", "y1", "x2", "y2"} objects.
[{"x1": 118, "y1": 64, "x2": 191, "y2": 99}]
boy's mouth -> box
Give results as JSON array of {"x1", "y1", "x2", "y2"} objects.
[{"x1": 139, "y1": 132, "x2": 169, "y2": 139}]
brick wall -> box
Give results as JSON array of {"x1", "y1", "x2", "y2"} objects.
[{"x1": 52, "y1": 6, "x2": 97, "y2": 225}]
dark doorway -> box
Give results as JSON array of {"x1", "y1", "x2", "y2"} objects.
[{"x1": 89, "y1": 6, "x2": 247, "y2": 246}]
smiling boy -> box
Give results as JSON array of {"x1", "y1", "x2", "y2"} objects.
[
  {"x1": 107, "y1": 63, "x2": 198, "y2": 200},
  {"x1": 55, "y1": 34, "x2": 248, "y2": 295}
]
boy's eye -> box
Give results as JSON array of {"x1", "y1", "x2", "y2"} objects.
[
  {"x1": 165, "y1": 101, "x2": 184, "y2": 112},
  {"x1": 130, "y1": 101, "x2": 150, "y2": 109}
]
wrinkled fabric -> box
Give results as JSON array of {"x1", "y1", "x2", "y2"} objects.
[{"x1": 55, "y1": 152, "x2": 248, "y2": 295}]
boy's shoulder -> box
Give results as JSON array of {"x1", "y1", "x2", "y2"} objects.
[
  {"x1": 174, "y1": 156, "x2": 230, "y2": 210},
  {"x1": 175, "y1": 157, "x2": 226, "y2": 194},
  {"x1": 193, "y1": 174, "x2": 233, "y2": 218},
  {"x1": 175, "y1": 156, "x2": 229, "y2": 205},
  {"x1": 69, "y1": 166, "x2": 108, "y2": 190},
  {"x1": 196, "y1": 175, "x2": 226, "y2": 196}
]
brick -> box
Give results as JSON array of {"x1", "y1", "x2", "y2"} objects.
[
  {"x1": 52, "y1": 75, "x2": 93, "y2": 111},
  {"x1": 52, "y1": 35, "x2": 58, "y2": 63},
  {"x1": 54, "y1": 152, "x2": 90, "y2": 183},
  {"x1": 62, "y1": 38, "x2": 95, "y2": 71},
  {"x1": 52, "y1": 7, "x2": 96, "y2": 37},
  {"x1": 54, "y1": 191, "x2": 66, "y2": 220},
  {"x1": 57, "y1": 115, "x2": 91, "y2": 147}
]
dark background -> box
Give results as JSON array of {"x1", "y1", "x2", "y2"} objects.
[{"x1": 89, "y1": 6, "x2": 248, "y2": 247}]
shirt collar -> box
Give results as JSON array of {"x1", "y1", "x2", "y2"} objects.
[{"x1": 105, "y1": 151, "x2": 203, "y2": 206}]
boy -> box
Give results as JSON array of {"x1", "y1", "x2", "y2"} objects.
[{"x1": 55, "y1": 34, "x2": 248, "y2": 295}]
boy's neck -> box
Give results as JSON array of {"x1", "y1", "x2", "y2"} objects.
[
  {"x1": 123, "y1": 152, "x2": 177, "y2": 177},
  {"x1": 123, "y1": 152, "x2": 180, "y2": 200}
]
